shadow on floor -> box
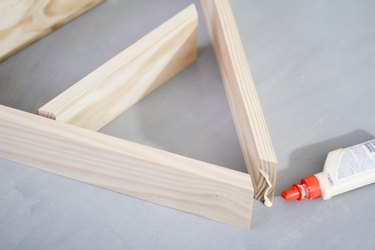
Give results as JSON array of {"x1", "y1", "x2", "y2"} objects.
[{"x1": 101, "y1": 43, "x2": 248, "y2": 174}]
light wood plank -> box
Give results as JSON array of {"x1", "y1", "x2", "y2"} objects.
[
  {"x1": 0, "y1": 105, "x2": 253, "y2": 228},
  {"x1": 201, "y1": 0, "x2": 277, "y2": 206},
  {"x1": 39, "y1": 5, "x2": 198, "y2": 131},
  {"x1": 0, "y1": 0, "x2": 103, "y2": 61}
]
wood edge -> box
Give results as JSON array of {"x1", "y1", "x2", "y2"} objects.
[
  {"x1": 38, "y1": 4, "x2": 198, "y2": 125},
  {"x1": 39, "y1": 4, "x2": 198, "y2": 113}
]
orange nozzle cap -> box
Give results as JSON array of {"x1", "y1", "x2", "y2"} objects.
[
  {"x1": 281, "y1": 184, "x2": 302, "y2": 201},
  {"x1": 281, "y1": 175, "x2": 322, "y2": 201}
]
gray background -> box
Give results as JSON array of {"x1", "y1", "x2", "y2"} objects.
[{"x1": 1, "y1": 0, "x2": 375, "y2": 249}]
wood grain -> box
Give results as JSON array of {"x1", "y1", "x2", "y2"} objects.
[
  {"x1": 201, "y1": 0, "x2": 278, "y2": 205},
  {"x1": 39, "y1": 5, "x2": 198, "y2": 131},
  {"x1": 0, "y1": 0, "x2": 103, "y2": 61},
  {"x1": 0, "y1": 105, "x2": 253, "y2": 228}
]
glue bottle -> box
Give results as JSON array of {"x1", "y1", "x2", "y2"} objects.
[{"x1": 281, "y1": 139, "x2": 375, "y2": 201}]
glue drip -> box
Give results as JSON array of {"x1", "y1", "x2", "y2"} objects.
[{"x1": 259, "y1": 169, "x2": 273, "y2": 207}]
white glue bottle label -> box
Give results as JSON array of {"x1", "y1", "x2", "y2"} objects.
[{"x1": 282, "y1": 139, "x2": 375, "y2": 201}]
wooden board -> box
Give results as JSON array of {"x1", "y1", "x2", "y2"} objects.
[
  {"x1": 39, "y1": 4, "x2": 198, "y2": 131},
  {"x1": 0, "y1": 0, "x2": 103, "y2": 61},
  {"x1": 0, "y1": 105, "x2": 253, "y2": 228},
  {"x1": 201, "y1": 0, "x2": 277, "y2": 206}
]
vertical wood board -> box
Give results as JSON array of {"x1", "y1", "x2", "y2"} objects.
[{"x1": 201, "y1": 0, "x2": 277, "y2": 205}]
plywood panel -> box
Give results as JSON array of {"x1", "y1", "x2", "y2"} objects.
[{"x1": 0, "y1": 0, "x2": 103, "y2": 61}]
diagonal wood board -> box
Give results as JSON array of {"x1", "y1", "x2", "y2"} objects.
[
  {"x1": 0, "y1": 104, "x2": 253, "y2": 229},
  {"x1": 0, "y1": 0, "x2": 104, "y2": 61},
  {"x1": 39, "y1": 4, "x2": 197, "y2": 131},
  {"x1": 201, "y1": 0, "x2": 278, "y2": 206}
]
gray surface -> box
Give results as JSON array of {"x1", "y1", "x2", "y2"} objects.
[{"x1": 0, "y1": 0, "x2": 375, "y2": 249}]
